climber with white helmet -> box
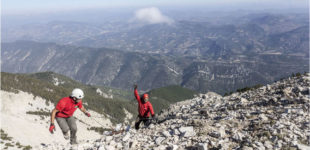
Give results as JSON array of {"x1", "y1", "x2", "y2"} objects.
[{"x1": 49, "y1": 88, "x2": 91, "y2": 145}]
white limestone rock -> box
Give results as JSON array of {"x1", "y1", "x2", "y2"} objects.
[{"x1": 179, "y1": 126, "x2": 195, "y2": 137}]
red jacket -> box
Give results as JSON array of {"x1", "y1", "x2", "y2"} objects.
[
  {"x1": 55, "y1": 97, "x2": 82, "y2": 118},
  {"x1": 134, "y1": 89, "x2": 154, "y2": 118}
]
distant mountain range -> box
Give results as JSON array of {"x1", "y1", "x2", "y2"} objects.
[
  {"x1": 2, "y1": 13, "x2": 308, "y2": 58},
  {"x1": 2, "y1": 41, "x2": 308, "y2": 94},
  {"x1": 76, "y1": 18, "x2": 308, "y2": 57},
  {"x1": 2, "y1": 13, "x2": 309, "y2": 94}
]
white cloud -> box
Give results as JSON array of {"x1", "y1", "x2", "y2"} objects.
[{"x1": 134, "y1": 7, "x2": 174, "y2": 25}]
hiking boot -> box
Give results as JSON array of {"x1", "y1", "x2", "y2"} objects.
[
  {"x1": 63, "y1": 132, "x2": 69, "y2": 140},
  {"x1": 70, "y1": 140, "x2": 78, "y2": 145}
]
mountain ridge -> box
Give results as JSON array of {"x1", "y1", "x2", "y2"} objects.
[
  {"x1": 2, "y1": 41, "x2": 308, "y2": 95},
  {"x1": 3, "y1": 13, "x2": 308, "y2": 57}
]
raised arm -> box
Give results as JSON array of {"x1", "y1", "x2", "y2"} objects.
[{"x1": 134, "y1": 84, "x2": 141, "y2": 104}]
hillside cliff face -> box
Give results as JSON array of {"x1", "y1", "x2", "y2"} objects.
[
  {"x1": 32, "y1": 74, "x2": 310, "y2": 150},
  {"x1": 2, "y1": 41, "x2": 308, "y2": 94}
]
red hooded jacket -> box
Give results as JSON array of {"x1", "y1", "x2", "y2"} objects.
[{"x1": 134, "y1": 89, "x2": 154, "y2": 118}]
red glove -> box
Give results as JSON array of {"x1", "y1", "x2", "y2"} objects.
[
  {"x1": 85, "y1": 112, "x2": 91, "y2": 117},
  {"x1": 49, "y1": 123, "x2": 55, "y2": 133}
]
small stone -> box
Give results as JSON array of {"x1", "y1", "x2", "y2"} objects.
[
  {"x1": 179, "y1": 126, "x2": 195, "y2": 137},
  {"x1": 254, "y1": 141, "x2": 265, "y2": 150},
  {"x1": 195, "y1": 143, "x2": 208, "y2": 150},
  {"x1": 266, "y1": 84, "x2": 271, "y2": 90},
  {"x1": 94, "y1": 142, "x2": 101, "y2": 147},
  {"x1": 199, "y1": 109, "x2": 209, "y2": 117},
  {"x1": 105, "y1": 136, "x2": 113, "y2": 142},
  {"x1": 129, "y1": 140, "x2": 137, "y2": 149},
  {"x1": 232, "y1": 132, "x2": 244, "y2": 141},
  {"x1": 155, "y1": 137, "x2": 166, "y2": 145},
  {"x1": 264, "y1": 141, "x2": 273, "y2": 149},
  {"x1": 173, "y1": 128, "x2": 180, "y2": 135},
  {"x1": 167, "y1": 145, "x2": 178, "y2": 150},
  {"x1": 259, "y1": 114, "x2": 268, "y2": 121},
  {"x1": 271, "y1": 136, "x2": 278, "y2": 143},
  {"x1": 161, "y1": 131, "x2": 171, "y2": 137},
  {"x1": 243, "y1": 146, "x2": 254, "y2": 150},
  {"x1": 296, "y1": 143, "x2": 310, "y2": 150},
  {"x1": 123, "y1": 133, "x2": 131, "y2": 142},
  {"x1": 240, "y1": 98, "x2": 248, "y2": 104},
  {"x1": 109, "y1": 140, "x2": 116, "y2": 146},
  {"x1": 116, "y1": 143, "x2": 123, "y2": 149},
  {"x1": 208, "y1": 131, "x2": 221, "y2": 138},
  {"x1": 98, "y1": 146, "x2": 106, "y2": 150},
  {"x1": 192, "y1": 111, "x2": 199, "y2": 115},
  {"x1": 104, "y1": 145, "x2": 115, "y2": 150},
  {"x1": 154, "y1": 145, "x2": 167, "y2": 150}
]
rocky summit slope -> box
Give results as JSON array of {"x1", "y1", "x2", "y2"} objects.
[{"x1": 40, "y1": 74, "x2": 309, "y2": 150}]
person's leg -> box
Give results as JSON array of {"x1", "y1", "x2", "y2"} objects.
[
  {"x1": 143, "y1": 118, "x2": 152, "y2": 127},
  {"x1": 55, "y1": 117, "x2": 70, "y2": 139},
  {"x1": 67, "y1": 116, "x2": 78, "y2": 144},
  {"x1": 135, "y1": 116, "x2": 142, "y2": 130}
]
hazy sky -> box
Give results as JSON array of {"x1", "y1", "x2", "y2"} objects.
[{"x1": 2, "y1": 0, "x2": 308, "y2": 15}]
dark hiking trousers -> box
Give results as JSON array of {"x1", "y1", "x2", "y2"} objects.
[
  {"x1": 56, "y1": 116, "x2": 77, "y2": 144},
  {"x1": 135, "y1": 116, "x2": 152, "y2": 130}
]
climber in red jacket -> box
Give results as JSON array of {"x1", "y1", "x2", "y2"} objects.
[
  {"x1": 134, "y1": 84, "x2": 155, "y2": 130},
  {"x1": 49, "y1": 88, "x2": 91, "y2": 145}
]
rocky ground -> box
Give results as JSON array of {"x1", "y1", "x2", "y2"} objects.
[{"x1": 39, "y1": 74, "x2": 310, "y2": 150}]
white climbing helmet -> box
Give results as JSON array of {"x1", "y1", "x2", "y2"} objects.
[{"x1": 71, "y1": 88, "x2": 84, "y2": 99}]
